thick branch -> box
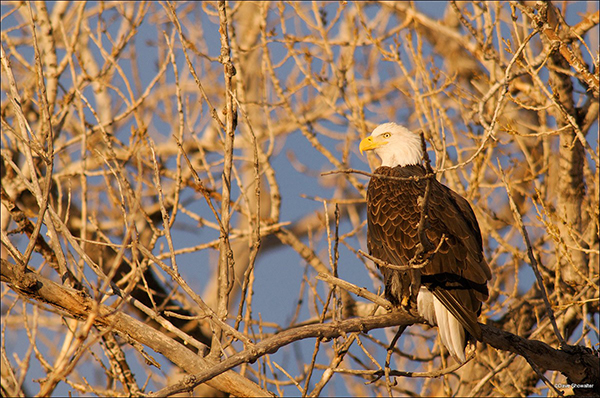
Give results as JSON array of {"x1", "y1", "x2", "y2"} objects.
[
  {"x1": 154, "y1": 312, "x2": 599, "y2": 397},
  {"x1": 480, "y1": 323, "x2": 599, "y2": 396},
  {"x1": 0, "y1": 260, "x2": 271, "y2": 397}
]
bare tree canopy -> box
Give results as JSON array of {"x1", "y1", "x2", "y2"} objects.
[{"x1": 1, "y1": 1, "x2": 598, "y2": 397}]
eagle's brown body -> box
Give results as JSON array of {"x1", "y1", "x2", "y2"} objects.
[{"x1": 366, "y1": 165, "x2": 491, "y2": 349}]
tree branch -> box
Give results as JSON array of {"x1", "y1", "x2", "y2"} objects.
[
  {"x1": 4, "y1": 259, "x2": 597, "y2": 397},
  {"x1": 0, "y1": 259, "x2": 271, "y2": 397}
]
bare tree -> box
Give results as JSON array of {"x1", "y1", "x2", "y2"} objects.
[{"x1": 1, "y1": 1, "x2": 598, "y2": 397}]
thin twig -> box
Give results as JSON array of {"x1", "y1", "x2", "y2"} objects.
[
  {"x1": 336, "y1": 356, "x2": 469, "y2": 379},
  {"x1": 316, "y1": 272, "x2": 392, "y2": 311},
  {"x1": 321, "y1": 168, "x2": 436, "y2": 182},
  {"x1": 498, "y1": 161, "x2": 566, "y2": 347}
]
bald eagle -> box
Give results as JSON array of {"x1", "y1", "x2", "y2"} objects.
[{"x1": 359, "y1": 122, "x2": 491, "y2": 362}]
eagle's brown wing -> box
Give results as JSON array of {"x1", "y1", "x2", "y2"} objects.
[{"x1": 366, "y1": 165, "x2": 491, "y2": 340}]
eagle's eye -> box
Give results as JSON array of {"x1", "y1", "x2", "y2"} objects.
[{"x1": 382, "y1": 132, "x2": 391, "y2": 139}]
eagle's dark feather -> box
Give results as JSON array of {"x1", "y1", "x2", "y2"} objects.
[{"x1": 366, "y1": 165, "x2": 491, "y2": 342}]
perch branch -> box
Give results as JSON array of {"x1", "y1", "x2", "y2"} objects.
[{"x1": 2, "y1": 260, "x2": 597, "y2": 397}]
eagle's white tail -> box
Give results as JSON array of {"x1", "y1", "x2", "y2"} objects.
[{"x1": 417, "y1": 288, "x2": 466, "y2": 362}]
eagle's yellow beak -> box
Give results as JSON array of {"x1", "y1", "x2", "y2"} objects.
[{"x1": 359, "y1": 136, "x2": 386, "y2": 155}]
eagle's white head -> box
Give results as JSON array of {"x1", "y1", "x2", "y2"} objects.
[{"x1": 359, "y1": 122, "x2": 423, "y2": 167}]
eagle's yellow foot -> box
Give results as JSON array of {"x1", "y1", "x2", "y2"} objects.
[{"x1": 401, "y1": 295, "x2": 410, "y2": 308}]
